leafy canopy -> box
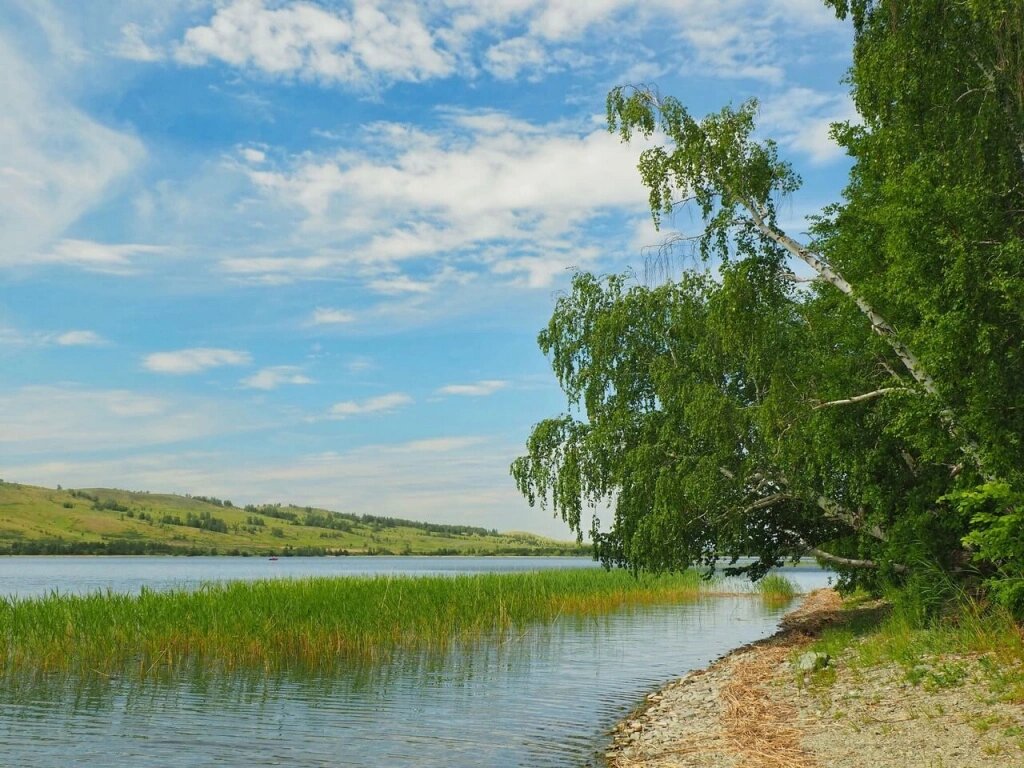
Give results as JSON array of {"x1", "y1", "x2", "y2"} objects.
[{"x1": 514, "y1": 0, "x2": 1024, "y2": 597}]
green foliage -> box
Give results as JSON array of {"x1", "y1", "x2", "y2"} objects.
[
  {"x1": 949, "y1": 483, "x2": 1024, "y2": 614},
  {"x1": 516, "y1": 0, "x2": 1024, "y2": 597}
]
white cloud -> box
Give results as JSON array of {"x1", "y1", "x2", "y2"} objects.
[
  {"x1": 484, "y1": 36, "x2": 547, "y2": 80},
  {"x1": 329, "y1": 392, "x2": 412, "y2": 418},
  {"x1": 168, "y1": 1, "x2": 842, "y2": 91},
  {"x1": 310, "y1": 307, "x2": 355, "y2": 325},
  {"x1": 0, "y1": 325, "x2": 107, "y2": 348},
  {"x1": 240, "y1": 366, "x2": 313, "y2": 390},
  {"x1": 240, "y1": 147, "x2": 266, "y2": 164},
  {"x1": 238, "y1": 111, "x2": 651, "y2": 286},
  {"x1": 759, "y1": 88, "x2": 859, "y2": 164},
  {"x1": 112, "y1": 22, "x2": 164, "y2": 62},
  {"x1": 143, "y1": 347, "x2": 252, "y2": 374},
  {"x1": 368, "y1": 266, "x2": 472, "y2": 295},
  {"x1": 437, "y1": 380, "x2": 508, "y2": 397},
  {"x1": 174, "y1": 0, "x2": 454, "y2": 87},
  {"x1": 28, "y1": 239, "x2": 168, "y2": 274},
  {"x1": 55, "y1": 330, "x2": 106, "y2": 347},
  {"x1": 0, "y1": 34, "x2": 145, "y2": 268},
  {"x1": 346, "y1": 356, "x2": 375, "y2": 373}
]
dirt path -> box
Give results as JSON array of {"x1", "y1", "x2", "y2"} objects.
[{"x1": 604, "y1": 590, "x2": 1024, "y2": 768}]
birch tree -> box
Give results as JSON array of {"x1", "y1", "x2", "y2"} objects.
[{"x1": 513, "y1": 0, "x2": 1024, "y2": 591}]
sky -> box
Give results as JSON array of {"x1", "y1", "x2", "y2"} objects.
[{"x1": 0, "y1": 0, "x2": 856, "y2": 539}]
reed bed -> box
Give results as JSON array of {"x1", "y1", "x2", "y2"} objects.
[
  {"x1": 0, "y1": 569, "x2": 716, "y2": 676},
  {"x1": 756, "y1": 573, "x2": 799, "y2": 603}
]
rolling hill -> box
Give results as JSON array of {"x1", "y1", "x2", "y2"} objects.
[{"x1": 0, "y1": 481, "x2": 584, "y2": 557}]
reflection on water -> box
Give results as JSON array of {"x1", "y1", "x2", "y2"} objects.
[{"x1": 0, "y1": 596, "x2": 810, "y2": 768}]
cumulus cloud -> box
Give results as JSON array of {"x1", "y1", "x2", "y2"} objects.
[
  {"x1": 168, "y1": 0, "x2": 842, "y2": 90},
  {"x1": 143, "y1": 347, "x2": 252, "y2": 374},
  {"x1": 174, "y1": 0, "x2": 454, "y2": 87},
  {"x1": 759, "y1": 87, "x2": 859, "y2": 164},
  {"x1": 240, "y1": 366, "x2": 313, "y2": 390},
  {"x1": 437, "y1": 380, "x2": 508, "y2": 397},
  {"x1": 328, "y1": 392, "x2": 412, "y2": 418},
  {"x1": 240, "y1": 147, "x2": 266, "y2": 164},
  {"x1": 234, "y1": 111, "x2": 651, "y2": 286}
]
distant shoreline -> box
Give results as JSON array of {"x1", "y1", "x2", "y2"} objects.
[
  {"x1": 0, "y1": 481, "x2": 585, "y2": 558},
  {"x1": 0, "y1": 549, "x2": 590, "y2": 557}
]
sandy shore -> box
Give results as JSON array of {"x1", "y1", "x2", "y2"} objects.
[{"x1": 604, "y1": 590, "x2": 1024, "y2": 768}]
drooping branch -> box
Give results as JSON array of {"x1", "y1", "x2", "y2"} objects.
[
  {"x1": 802, "y1": 544, "x2": 909, "y2": 574},
  {"x1": 727, "y1": 470, "x2": 889, "y2": 543},
  {"x1": 782, "y1": 529, "x2": 908, "y2": 573},
  {"x1": 738, "y1": 492, "x2": 793, "y2": 517},
  {"x1": 811, "y1": 387, "x2": 911, "y2": 410}
]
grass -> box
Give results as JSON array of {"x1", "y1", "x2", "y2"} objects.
[
  {"x1": 0, "y1": 569, "x2": 721, "y2": 676},
  {"x1": 0, "y1": 481, "x2": 584, "y2": 557},
  {"x1": 803, "y1": 577, "x2": 1024, "y2": 701},
  {"x1": 756, "y1": 573, "x2": 798, "y2": 602}
]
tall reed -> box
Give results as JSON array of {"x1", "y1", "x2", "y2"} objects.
[{"x1": 0, "y1": 569, "x2": 713, "y2": 676}]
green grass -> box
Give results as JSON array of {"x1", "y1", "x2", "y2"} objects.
[
  {"x1": 756, "y1": 573, "x2": 798, "y2": 602},
  {"x1": 0, "y1": 569, "x2": 716, "y2": 676},
  {"x1": 805, "y1": 581, "x2": 1024, "y2": 701},
  {"x1": 0, "y1": 481, "x2": 584, "y2": 557}
]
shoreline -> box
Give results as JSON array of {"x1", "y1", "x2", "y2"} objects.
[{"x1": 604, "y1": 589, "x2": 1024, "y2": 767}]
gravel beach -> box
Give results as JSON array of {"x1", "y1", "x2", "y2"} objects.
[{"x1": 605, "y1": 590, "x2": 1024, "y2": 768}]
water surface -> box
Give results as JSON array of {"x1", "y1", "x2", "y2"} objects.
[
  {"x1": 0, "y1": 555, "x2": 599, "y2": 599},
  {"x1": 0, "y1": 555, "x2": 830, "y2": 599},
  {"x1": 0, "y1": 557, "x2": 832, "y2": 767}
]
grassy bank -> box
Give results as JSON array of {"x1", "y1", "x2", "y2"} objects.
[
  {"x1": 0, "y1": 481, "x2": 584, "y2": 556},
  {"x1": 803, "y1": 582, "x2": 1024, "y2": 705},
  {"x1": 0, "y1": 569, "x2": 755, "y2": 676}
]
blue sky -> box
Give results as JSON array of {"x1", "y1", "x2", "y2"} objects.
[{"x1": 0, "y1": 0, "x2": 855, "y2": 538}]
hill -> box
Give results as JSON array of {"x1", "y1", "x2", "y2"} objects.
[{"x1": 0, "y1": 481, "x2": 585, "y2": 557}]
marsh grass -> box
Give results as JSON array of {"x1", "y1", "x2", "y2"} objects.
[
  {"x1": 0, "y1": 569, "x2": 722, "y2": 676},
  {"x1": 755, "y1": 573, "x2": 798, "y2": 603}
]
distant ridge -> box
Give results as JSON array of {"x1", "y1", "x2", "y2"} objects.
[{"x1": 0, "y1": 480, "x2": 585, "y2": 557}]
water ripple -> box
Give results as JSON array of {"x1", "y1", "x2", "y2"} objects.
[{"x1": 0, "y1": 595, "x2": 833, "y2": 768}]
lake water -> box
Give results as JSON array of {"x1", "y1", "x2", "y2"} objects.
[{"x1": 0, "y1": 557, "x2": 832, "y2": 767}]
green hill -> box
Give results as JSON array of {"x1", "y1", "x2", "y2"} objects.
[{"x1": 0, "y1": 481, "x2": 584, "y2": 557}]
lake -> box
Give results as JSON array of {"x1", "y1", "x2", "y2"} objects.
[{"x1": 0, "y1": 557, "x2": 831, "y2": 767}]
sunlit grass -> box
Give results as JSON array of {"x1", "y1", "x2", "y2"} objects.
[
  {"x1": 755, "y1": 573, "x2": 797, "y2": 603},
  {"x1": 807, "y1": 579, "x2": 1024, "y2": 701},
  {"x1": 0, "y1": 569, "x2": 724, "y2": 676}
]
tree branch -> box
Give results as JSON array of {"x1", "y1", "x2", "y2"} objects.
[
  {"x1": 811, "y1": 387, "x2": 911, "y2": 410},
  {"x1": 783, "y1": 529, "x2": 909, "y2": 573},
  {"x1": 741, "y1": 199, "x2": 988, "y2": 477},
  {"x1": 744, "y1": 200, "x2": 941, "y2": 396},
  {"x1": 802, "y1": 544, "x2": 909, "y2": 574}
]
